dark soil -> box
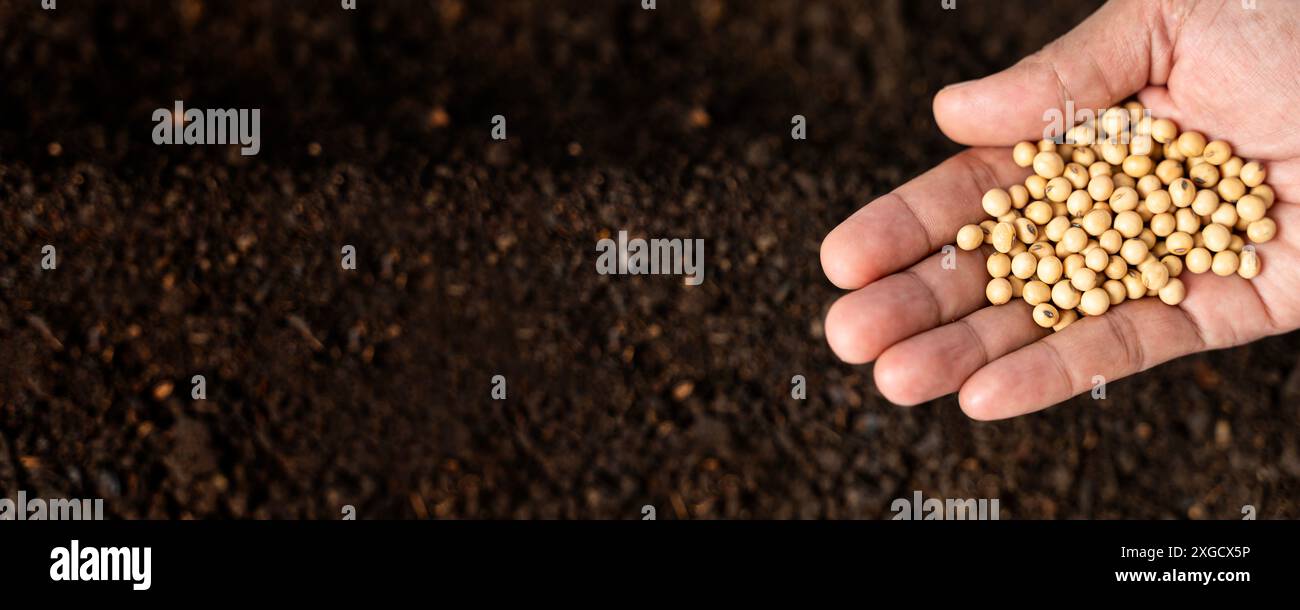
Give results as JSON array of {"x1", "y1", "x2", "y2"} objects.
[{"x1": 2, "y1": 0, "x2": 1299, "y2": 519}]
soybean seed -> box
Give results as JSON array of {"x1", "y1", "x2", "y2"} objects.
[
  {"x1": 987, "y1": 253, "x2": 1012, "y2": 278},
  {"x1": 1023, "y1": 280, "x2": 1052, "y2": 306},
  {"x1": 1032, "y1": 303, "x2": 1059, "y2": 328},
  {"x1": 1158, "y1": 277, "x2": 1186, "y2": 306},
  {"x1": 1236, "y1": 194, "x2": 1266, "y2": 223},
  {"x1": 1011, "y1": 252, "x2": 1038, "y2": 279},
  {"x1": 956, "y1": 224, "x2": 984, "y2": 250},
  {"x1": 1033, "y1": 151, "x2": 1065, "y2": 178},
  {"x1": 1211, "y1": 250, "x2": 1240, "y2": 276},
  {"x1": 1177, "y1": 131, "x2": 1208, "y2": 157},
  {"x1": 1202, "y1": 140, "x2": 1232, "y2": 165},
  {"x1": 1078, "y1": 287, "x2": 1111, "y2": 316},
  {"x1": 1013, "y1": 141, "x2": 1038, "y2": 167},
  {"x1": 982, "y1": 188, "x2": 1013, "y2": 216},
  {"x1": 1051, "y1": 280, "x2": 1081, "y2": 310},
  {"x1": 1247, "y1": 218, "x2": 1277, "y2": 243},
  {"x1": 986, "y1": 278, "x2": 1013, "y2": 305},
  {"x1": 1241, "y1": 161, "x2": 1266, "y2": 187},
  {"x1": 1238, "y1": 247, "x2": 1261, "y2": 279}
]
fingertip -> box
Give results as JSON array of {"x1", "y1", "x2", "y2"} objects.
[
  {"x1": 932, "y1": 82, "x2": 978, "y2": 144},
  {"x1": 820, "y1": 220, "x2": 878, "y2": 290},
  {"x1": 824, "y1": 295, "x2": 877, "y2": 365},
  {"x1": 956, "y1": 376, "x2": 1003, "y2": 421},
  {"x1": 872, "y1": 348, "x2": 926, "y2": 406}
]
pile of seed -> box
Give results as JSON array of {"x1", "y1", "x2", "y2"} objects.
[{"x1": 956, "y1": 102, "x2": 1276, "y2": 331}]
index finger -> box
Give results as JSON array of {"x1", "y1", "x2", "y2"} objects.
[{"x1": 820, "y1": 147, "x2": 1030, "y2": 290}]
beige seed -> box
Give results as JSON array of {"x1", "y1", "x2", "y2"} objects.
[
  {"x1": 1028, "y1": 241, "x2": 1054, "y2": 258},
  {"x1": 956, "y1": 224, "x2": 984, "y2": 251},
  {"x1": 1103, "y1": 279, "x2": 1127, "y2": 305},
  {"x1": 1136, "y1": 174, "x2": 1163, "y2": 198},
  {"x1": 1112, "y1": 210, "x2": 1143, "y2": 238},
  {"x1": 1184, "y1": 247, "x2": 1212, "y2": 274},
  {"x1": 992, "y1": 222, "x2": 1016, "y2": 253},
  {"x1": 1251, "y1": 184, "x2": 1275, "y2": 207},
  {"x1": 1066, "y1": 190, "x2": 1093, "y2": 216},
  {"x1": 1175, "y1": 208, "x2": 1201, "y2": 234},
  {"x1": 1188, "y1": 162, "x2": 1219, "y2": 188},
  {"x1": 1165, "y1": 231, "x2": 1193, "y2": 256},
  {"x1": 1084, "y1": 247, "x2": 1110, "y2": 272},
  {"x1": 1071, "y1": 268, "x2": 1099, "y2": 292},
  {"x1": 1120, "y1": 239, "x2": 1150, "y2": 265},
  {"x1": 1155, "y1": 159, "x2": 1184, "y2": 185},
  {"x1": 982, "y1": 188, "x2": 1013, "y2": 217},
  {"x1": 979, "y1": 220, "x2": 997, "y2": 243},
  {"x1": 1149, "y1": 212, "x2": 1175, "y2": 237},
  {"x1": 1087, "y1": 175, "x2": 1115, "y2": 201},
  {"x1": 1210, "y1": 202, "x2": 1238, "y2": 227},
  {"x1": 1104, "y1": 255, "x2": 1128, "y2": 280},
  {"x1": 1037, "y1": 255, "x2": 1064, "y2": 284},
  {"x1": 1161, "y1": 254, "x2": 1184, "y2": 278},
  {"x1": 1061, "y1": 227, "x2": 1089, "y2": 253},
  {"x1": 1201, "y1": 223, "x2": 1231, "y2": 252},
  {"x1": 1063, "y1": 253, "x2": 1086, "y2": 279},
  {"x1": 1170, "y1": 178, "x2": 1196, "y2": 207},
  {"x1": 1033, "y1": 151, "x2": 1065, "y2": 179},
  {"x1": 1025, "y1": 174, "x2": 1048, "y2": 200},
  {"x1": 1122, "y1": 271, "x2": 1146, "y2": 299},
  {"x1": 1247, "y1": 218, "x2": 1277, "y2": 243},
  {"x1": 1139, "y1": 228, "x2": 1157, "y2": 248},
  {"x1": 1236, "y1": 194, "x2": 1266, "y2": 223},
  {"x1": 1164, "y1": 141, "x2": 1187, "y2": 162},
  {"x1": 1229, "y1": 234, "x2": 1244, "y2": 252},
  {"x1": 987, "y1": 253, "x2": 1012, "y2": 278},
  {"x1": 1078, "y1": 287, "x2": 1111, "y2": 316},
  {"x1": 1024, "y1": 200, "x2": 1053, "y2": 225},
  {"x1": 1023, "y1": 280, "x2": 1052, "y2": 305},
  {"x1": 1109, "y1": 187, "x2": 1139, "y2": 212},
  {"x1": 1052, "y1": 280, "x2": 1081, "y2": 310},
  {"x1": 1151, "y1": 118, "x2": 1178, "y2": 144},
  {"x1": 1218, "y1": 177, "x2": 1246, "y2": 202},
  {"x1": 1089, "y1": 161, "x2": 1113, "y2": 178},
  {"x1": 1014, "y1": 217, "x2": 1039, "y2": 243},
  {"x1": 1011, "y1": 252, "x2": 1038, "y2": 279},
  {"x1": 1032, "y1": 302, "x2": 1059, "y2": 328},
  {"x1": 1141, "y1": 262, "x2": 1170, "y2": 291},
  {"x1": 1044, "y1": 216, "x2": 1071, "y2": 243},
  {"x1": 1158, "y1": 277, "x2": 1187, "y2": 305},
  {"x1": 1044, "y1": 177, "x2": 1073, "y2": 202},
  {"x1": 1144, "y1": 190, "x2": 1173, "y2": 214},
  {"x1": 1202, "y1": 140, "x2": 1231, "y2": 165},
  {"x1": 1238, "y1": 247, "x2": 1261, "y2": 279},
  {"x1": 1122, "y1": 154, "x2": 1153, "y2": 178},
  {"x1": 1191, "y1": 189, "x2": 1220, "y2": 216},
  {"x1": 1177, "y1": 131, "x2": 1207, "y2": 157},
  {"x1": 1211, "y1": 250, "x2": 1240, "y2": 276},
  {"x1": 1064, "y1": 163, "x2": 1090, "y2": 189},
  {"x1": 1240, "y1": 161, "x2": 1266, "y2": 187},
  {"x1": 1101, "y1": 141, "x2": 1128, "y2": 165},
  {"x1": 1099, "y1": 229, "x2": 1123, "y2": 254},
  {"x1": 1052, "y1": 308, "x2": 1079, "y2": 332},
  {"x1": 1081, "y1": 209, "x2": 1112, "y2": 236},
  {"x1": 1222, "y1": 156, "x2": 1244, "y2": 179},
  {"x1": 1009, "y1": 275, "x2": 1027, "y2": 297},
  {"x1": 1013, "y1": 141, "x2": 1038, "y2": 167},
  {"x1": 1114, "y1": 173, "x2": 1136, "y2": 189},
  {"x1": 986, "y1": 278, "x2": 1013, "y2": 305}
]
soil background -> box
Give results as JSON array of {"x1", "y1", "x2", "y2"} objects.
[{"x1": 2, "y1": 0, "x2": 1299, "y2": 519}]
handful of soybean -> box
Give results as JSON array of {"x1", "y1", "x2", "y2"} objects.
[{"x1": 956, "y1": 101, "x2": 1276, "y2": 331}]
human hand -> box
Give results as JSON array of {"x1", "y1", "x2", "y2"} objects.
[{"x1": 820, "y1": 0, "x2": 1300, "y2": 419}]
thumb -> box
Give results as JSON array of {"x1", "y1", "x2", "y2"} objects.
[{"x1": 933, "y1": 0, "x2": 1163, "y2": 146}]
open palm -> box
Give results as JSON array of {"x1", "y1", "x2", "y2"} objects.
[{"x1": 821, "y1": 0, "x2": 1300, "y2": 419}]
